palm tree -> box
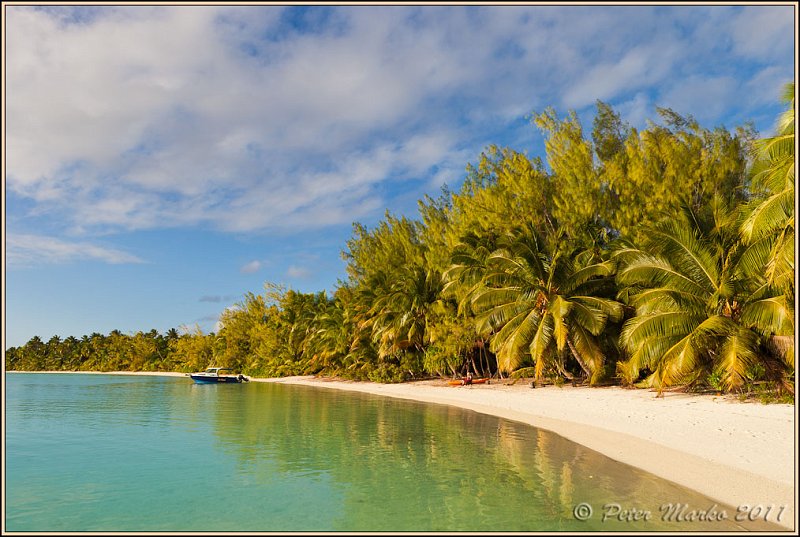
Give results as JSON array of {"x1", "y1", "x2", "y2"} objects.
[
  {"x1": 306, "y1": 298, "x2": 351, "y2": 373},
  {"x1": 616, "y1": 199, "x2": 794, "y2": 393},
  {"x1": 368, "y1": 264, "x2": 443, "y2": 359},
  {"x1": 741, "y1": 82, "x2": 795, "y2": 295},
  {"x1": 450, "y1": 229, "x2": 622, "y2": 384},
  {"x1": 303, "y1": 283, "x2": 378, "y2": 380}
]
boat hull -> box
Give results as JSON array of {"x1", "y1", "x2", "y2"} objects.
[
  {"x1": 447, "y1": 378, "x2": 489, "y2": 386},
  {"x1": 190, "y1": 375, "x2": 244, "y2": 384}
]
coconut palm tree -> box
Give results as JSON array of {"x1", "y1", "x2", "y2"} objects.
[
  {"x1": 306, "y1": 297, "x2": 351, "y2": 372},
  {"x1": 451, "y1": 228, "x2": 622, "y2": 384},
  {"x1": 367, "y1": 264, "x2": 443, "y2": 360},
  {"x1": 741, "y1": 82, "x2": 795, "y2": 295},
  {"x1": 616, "y1": 199, "x2": 794, "y2": 393}
]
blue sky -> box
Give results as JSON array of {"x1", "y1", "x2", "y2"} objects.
[{"x1": 3, "y1": 4, "x2": 795, "y2": 348}]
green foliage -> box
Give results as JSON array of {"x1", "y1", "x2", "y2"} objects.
[
  {"x1": 339, "y1": 212, "x2": 440, "y2": 379},
  {"x1": 169, "y1": 326, "x2": 214, "y2": 373},
  {"x1": 424, "y1": 308, "x2": 478, "y2": 377},
  {"x1": 7, "y1": 329, "x2": 182, "y2": 372},
  {"x1": 448, "y1": 228, "x2": 622, "y2": 384},
  {"x1": 615, "y1": 198, "x2": 793, "y2": 393},
  {"x1": 7, "y1": 89, "x2": 793, "y2": 398},
  {"x1": 706, "y1": 370, "x2": 724, "y2": 392},
  {"x1": 533, "y1": 108, "x2": 604, "y2": 244},
  {"x1": 592, "y1": 100, "x2": 630, "y2": 163},
  {"x1": 601, "y1": 111, "x2": 750, "y2": 242},
  {"x1": 741, "y1": 82, "x2": 795, "y2": 296},
  {"x1": 343, "y1": 213, "x2": 424, "y2": 285},
  {"x1": 452, "y1": 146, "x2": 553, "y2": 245}
]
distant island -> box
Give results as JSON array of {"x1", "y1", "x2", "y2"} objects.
[{"x1": 6, "y1": 87, "x2": 795, "y2": 403}]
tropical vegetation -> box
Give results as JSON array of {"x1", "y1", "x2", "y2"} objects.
[{"x1": 7, "y1": 84, "x2": 795, "y2": 399}]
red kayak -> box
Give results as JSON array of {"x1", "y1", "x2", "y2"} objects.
[{"x1": 447, "y1": 378, "x2": 489, "y2": 386}]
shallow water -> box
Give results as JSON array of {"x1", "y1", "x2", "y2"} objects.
[{"x1": 5, "y1": 373, "x2": 783, "y2": 531}]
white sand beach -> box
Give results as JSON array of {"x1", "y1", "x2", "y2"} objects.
[{"x1": 258, "y1": 376, "x2": 796, "y2": 530}]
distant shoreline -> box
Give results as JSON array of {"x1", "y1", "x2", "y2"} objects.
[
  {"x1": 7, "y1": 370, "x2": 795, "y2": 529},
  {"x1": 6, "y1": 370, "x2": 189, "y2": 377}
]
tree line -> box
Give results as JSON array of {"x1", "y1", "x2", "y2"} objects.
[{"x1": 7, "y1": 85, "x2": 794, "y2": 397}]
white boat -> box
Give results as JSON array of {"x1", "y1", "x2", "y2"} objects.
[{"x1": 189, "y1": 367, "x2": 248, "y2": 384}]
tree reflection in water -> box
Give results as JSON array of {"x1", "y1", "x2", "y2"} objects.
[{"x1": 189, "y1": 382, "x2": 781, "y2": 531}]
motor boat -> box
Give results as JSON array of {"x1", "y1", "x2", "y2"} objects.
[{"x1": 189, "y1": 367, "x2": 249, "y2": 384}]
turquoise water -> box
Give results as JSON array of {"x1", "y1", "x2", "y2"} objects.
[{"x1": 5, "y1": 373, "x2": 780, "y2": 531}]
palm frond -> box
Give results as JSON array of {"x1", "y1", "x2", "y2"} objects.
[
  {"x1": 765, "y1": 224, "x2": 795, "y2": 292},
  {"x1": 767, "y1": 335, "x2": 795, "y2": 368},
  {"x1": 736, "y1": 233, "x2": 775, "y2": 280},
  {"x1": 564, "y1": 261, "x2": 615, "y2": 293},
  {"x1": 471, "y1": 287, "x2": 531, "y2": 312},
  {"x1": 740, "y1": 189, "x2": 793, "y2": 242},
  {"x1": 656, "y1": 333, "x2": 702, "y2": 389},
  {"x1": 549, "y1": 296, "x2": 572, "y2": 351},
  {"x1": 637, "y1": 333, "x2": 686, "y2": 369},
  {"x1": 529, "y1": 314, "x2": 554, "y2": 378},
  {"x1": 572, "y1": 295, "x2": 624, "y2": 323},
  {"x1": 474, "y1": 300, "x2": 527, "y2": 335},
  {"x1": 750, "y1": 154, "x2": 794, "y2": 195},
  {"x1": 570, "y1": 324, "x2": 605, "y2": 383},
  {"x1": 753, "y1": 133, "x2": 794, "y2": 161},
  {"x1": 619, "y1": 257, "x2": 711, "y2": 298},
  {"x1": 692, "y1": 315, "x2": 738, "y2": 340},
  {"x1": 620, "y1": 311, "x2": 704, "y2": 351},
  {"x1": 569, "y1": 299, "x2": 607, "y2": 336},
  {"x1": 616, "y1": 357, "x2": 641, "y2": 385},
  {"x1": 493, "y1": 309, "x2": 540, "y2": 372},
  {"x1": 627, "y1": 287, "x2": 704, "y2": 313},
  {"x1": 645, "y1": 225, "x2": 719, "y2": 293},
  {"x1": 714, "y1": 328, "x2": 760, "y2": 391},
  {"x1": 740, "y1": 296, "x2": 794, "y2": 336}
]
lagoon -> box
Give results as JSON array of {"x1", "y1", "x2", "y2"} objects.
[{"x1": 4, "y1": 373, "x2": 779, "y2": 531}]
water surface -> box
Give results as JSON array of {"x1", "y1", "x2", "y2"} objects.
[{"x1": 5, "y1": 373, "x2": 782, "y2": 531}]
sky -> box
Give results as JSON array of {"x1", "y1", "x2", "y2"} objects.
[{"x1": 3, "y1": 3, "x2": 796, "y2": 348}]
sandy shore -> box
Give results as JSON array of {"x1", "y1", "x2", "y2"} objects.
[
  {"x1": 10, "y1": 370, "x2": 795, "y2": 529},
  {"x1": 258, "y1": 376, "x2": 796, "y2": 530}
]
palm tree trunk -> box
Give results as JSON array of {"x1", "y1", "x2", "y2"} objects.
[
  {"x1": 767, "y1": 335, "x2": 794, "y2": 367},
  {"x1": 566, "y1": 337, "x2": 592, "y2": 378},
  {"x1": 555, "y1": 352, "x2": 575, "y2": 380}
]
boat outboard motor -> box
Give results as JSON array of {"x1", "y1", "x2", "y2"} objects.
[{"x1": 238, "y1": 374, "x2": 249, "y2": 382}]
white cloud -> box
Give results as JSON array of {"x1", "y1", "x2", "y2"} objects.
[
  {"x1": 744, "y1": 66, "x2": 793, "y2": 108},
  {"x1": 6, "y1": 6, "x2": 481, "y2": 235},
  {"x1": 5, "y1": 5, "x2": 795, "y2": 244},
  {"x1": 563, "y1": 41, "x2": 682, "y2": 109},
  {"x1": 659, "y1": 75, "x2": 739, "y2": 124},
  {"x1": 286, "y1": 265, "x2": 313, "y2": 279},
  {"x1": 199, "y1": 294, "x2": 238, "y2": 303},
  {"x1": 729, "y1": 6, "x2": 795, "y2": 60},
  {"x1": 614, "y1": 92, "x2": 652, "y2": 131},
  {"x1": 239, "y1": 260, "x2": 263, "y2": 274},
  {"x1": 6, "y1": 233, "x2": 144, "y2": 266}
]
